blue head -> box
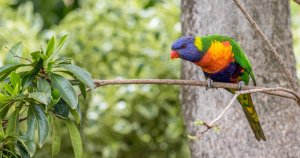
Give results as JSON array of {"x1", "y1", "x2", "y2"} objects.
[{"x1": 170, "y1": 36, "x2": 202, "y2": 62}]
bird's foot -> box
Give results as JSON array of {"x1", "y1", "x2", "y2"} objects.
[
  {"x1": 206, "y1": 78, "x2": 214, "y2": 90},
  {"x1": 237, "y1": 81, "x2": 245, "y2": 91}
]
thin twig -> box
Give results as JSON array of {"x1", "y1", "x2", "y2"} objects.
[
  {"x1": 5, "y1": 46, "x2": 32, "y2": 63},
  {"x1": 208, "y1": 93, "x2": 239, "y2": 126},
  {"x1": 194, "y1": 124, "x2": 211, "y2": 140},
  {"x1": 232, "y1": 0, "x2": 298, "y2": 91},
  {"x1": 194, "y1": 93, "x2": 238, "y2": 139}
]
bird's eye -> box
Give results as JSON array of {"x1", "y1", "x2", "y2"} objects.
[{"x1": 181, "y1": 44, "x2": 187, "y2": 48}]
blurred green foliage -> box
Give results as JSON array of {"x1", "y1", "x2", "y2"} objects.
[
  {"x1": 10, "y1": 0, "x2": 80, "y2": 29},
  {"x1": 1, "y1": 0, "x2": 299, "y2": 157}
]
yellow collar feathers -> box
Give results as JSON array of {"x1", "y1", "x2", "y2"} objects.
[{"x1": 194, "y1": 36, "x2": 203, "y2": 51}]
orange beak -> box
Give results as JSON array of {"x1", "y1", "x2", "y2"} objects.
[{"x1": 170, "y1": 50, "x2": 179, "y2": 60}]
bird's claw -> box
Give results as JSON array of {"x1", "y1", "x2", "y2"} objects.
[
  {"x1": 206, "y1": 78, "x2": 214, "y2": 90},
  {"x1": 237, "y1": 81, "x2": 245, "y2": 91}
]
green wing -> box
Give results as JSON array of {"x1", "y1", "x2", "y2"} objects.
[
  {"x1": 203, "y1": 35, "x2": 256, "y2": 85},
  {"x1": 229, "y1": 38, "x2": 256, "y2": 85}
]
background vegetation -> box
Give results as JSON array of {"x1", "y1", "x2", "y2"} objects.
[{"x1": 0, "y1": 0, "x2": 299, "y2": 157}]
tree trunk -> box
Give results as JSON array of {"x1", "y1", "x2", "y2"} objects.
[{"x1": 180, "y1": 0, "x2": 300, "y2": 157}]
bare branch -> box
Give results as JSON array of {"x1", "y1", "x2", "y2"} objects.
[
  {"x1": 94, "y1": 79, "x2": 299, "y2": 103},
  {"x1": 208, "y1": 93, "x2": 239, "y2": 126},
  {"x1": 232, "y1": 0, "x2": 298, "y2": 91},
  {"x1": 193, "y1": 93, "x2": 238, "y2": 140}
]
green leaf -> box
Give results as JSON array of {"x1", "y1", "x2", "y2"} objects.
[
  {"x1": 16, "y1": 137, "x2": 34, "y2": 157},
  {"x1": 46, "y1": 36, "x2": 55, "y2": 57},
  {"x1": 52, "y1": 89, "x2": 60, "y2": 101},
  {"x1": 30, "y1": 105, "x2": 50, "y2": 148},
  {"x1": 0, "y1": 102, "x2": 12, "y2": 119},
  {"x1": 0, "y1": 116, "x2": 5, "y2": 140},
  {"x1": 10, "y1": 71, "x2": 21, "y2": 89},
  {"x1": 49, "y1": 89, "x2": 60, "y2": 108},
  {"x1": 49, "y1": 73, "x2": 78, "y2": 109},
  {"x1": 66, "y1": 119, "x2": 82, "y2": 158},
  {"x1": 17, "y1": 141, "x2": 30, "y2": 158},
  {"x1": 53, "y1": 99, "x2": 69, "y2": 119},
  {"x1": 44, "y1": 35, "x2": 68, "y2": 71},
  {"x1": 193, "y1": 120, "x2": 204, "y2": 126},
  {"x1": 3, "y1": 148, "x2": 18, "y2": 157},
  {"x1": 70, "y1": 104, "x2": 81, "y2": 124},
  {"x1": 6, "y1": 108, "x2": 20, "y2": 151},
  {"x1": 0, "y1": 71, "x2": 12, "y2": 82},
  {"x1": 78, "y1": 83, "x2": 86, "y2": 100},
  {"x1": 0, "y1": 94, "x2": 13, "y2": 104},
  {"x1": 46, "y1": 35, "x2": 68, "y2": 64},
  {"x1": 24, "y1": 110, "x2": 37, "y2": 156},
  {"x1": 31, "y1": 79, "x2": 52, "y2": 105},
  {"x1": 54, "y1": 35, "x2": 68, "y2": 55},
  {"x1": 3, "y1": 83, "x2": 14, "y2": 95},
  {"x1": 61, "y1": 64, "x2": 94, "y2": 91},
  {"x1": 23, "y1": 140, "x2": 36, "y2": 157},
  {"x1": 6, "y1": 42, "x2": 23, "y2": 64},
  {"x1": 0, "y1": 64, "x2": 27, "y2": 80},
  {"x1": 26, "y1": 110, "x2": 36, "y2": 140},
  {"x1": 37, "y1": 78, "x2": 51, "y2": 93},
  {"x1": 187, "y1": 135, "x2": 198, "y2": 141},
  {"x1": 46, "y1": 61, "x2": 55, "y2": 73},
  {"x1": 24, "y1": 111, "x2": 37, "y2": 156},
  {"x1": 40, "y1": 54, "x2": 48, "y2": 61},
  {"x1": 30, "y1": 51, "x2": 41, "y2": 62},
  {"x1": 48, "y1": 89, "x2": 60, "y2": 110},
  {"x1": 52, "y1": 118, "x2": 61, "y2": 156},
  {"x1": 29, "y1": 92, "x2": 51, "y2": 105},
  {"x1": 22, "y1": 59, "x2": 43, "y2": 90},
  {"x1": 12, "y1": 84, "x2": 19, "y2": 96}
]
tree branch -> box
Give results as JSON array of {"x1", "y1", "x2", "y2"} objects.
[
  {"x1": 293, "y1": 0, "x2": 300, "y2": 5},
  {"x1": 94, "y1": 79, "x2": 300, "y2": 103},
  {"x1": 232, "y1": 0, "x2": 298, "y2": 91}
]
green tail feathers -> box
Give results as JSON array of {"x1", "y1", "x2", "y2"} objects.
[{"x1": 227, "y1": 89, "x2": 266, "y2": 141}]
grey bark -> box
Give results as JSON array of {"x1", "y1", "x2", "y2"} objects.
[{"x1": 180, "y1": 0, "x2": 300, "y2": 157}]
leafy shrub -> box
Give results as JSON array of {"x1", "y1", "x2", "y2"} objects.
[{"x1": 0, "y1": 35, "x2": 93, "y2": 158}]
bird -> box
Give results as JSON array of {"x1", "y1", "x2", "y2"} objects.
[{"x1": 170, "y1": 35, "x2": 266, "y2": 141}]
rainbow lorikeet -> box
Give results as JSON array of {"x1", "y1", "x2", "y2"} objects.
[{"x1": 170, "y1": 35, "x2": 266, "y2": 141}]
